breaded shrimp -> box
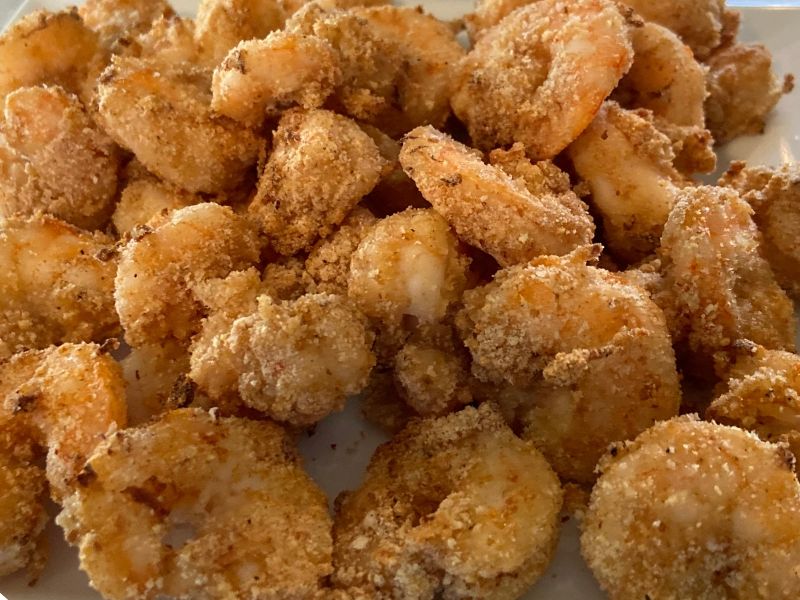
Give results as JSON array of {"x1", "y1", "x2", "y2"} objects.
[
  {"x1": 450, "y1": 0, "x2": 634, "y2": 158},
  {"x1": 0, "y1": 85, "x2": 120, "y2": 230},
  {"x1": 195, "y1": 0, "x2": 285, "y2": 67},
  {"x1": 121, "y1": 340, "x2": 190, "y2": 425},
  {"x1": 464, "y1": 0, "x2": 531, "y2": 42},
  {"x1": 332, "y1": 403, "x2": 563, "y2": 599},
  {"x1": 0, "y1": 9, "x2": 106, "y2": 105},
  {"x1": 211, "y1": 32, "x2": 340, "y2": 127},
  {"x1": 0, "y1": 215, "x2": 119, "y2": 359},
  {"x1": 582, "y1": 416, "x2": 800, "y2": 600},
  {"x1": 705, "y1": 43, "x2": 791, "y2": 144},
  {"x1": 659, "y1": 185, "x2": 796, "y2": 359},
  {"x1": 400, "y1": 126, "x2": 594, "y2": 267},
  {"x1": 280, "y1": 0, "x2": 388, "y2": 15},
  {"x1": 567, "y1": 102, "x2": 685, "y2": 264},
  {"x1": 115, "y1": 203, "x2": 262, "y2": 347},
  {"x1": 249, "y1": 109, "x2": 386, "y2": 255},
  {"x1": 707, "y1": 342, "x2": 800, "y2": 460},
  {"x1": 348, "y1": 208, "x2": 469, "y2": 327},
  {"x1": 720, "y1": 161, "x2": 800, "y2": 299},
  {"x1": 97, "y1": 56, "x2": 262, "y2": 194},
  {"x1": 58, "y1": 408, "x2": 333, "y2": 600},
  {"x1": 126, "y1": 15, "x2": 200, "y2": 67},
  {"x1": 190, "y1": 293, "x2": 375, "y2": 427},
  {"x1": 112, "y1": 175, "x2": 200, "y2": 237},
  {"x1": 79, "y1": 0, "x2": 174, "y2": 50},
  {"x1": 457, "y1": 247, "x2": 681, "y2": 482}
]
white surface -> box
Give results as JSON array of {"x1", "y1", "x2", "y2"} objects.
[{"x1": 2, "y1": 2, "x2": 800, "y2": 599}]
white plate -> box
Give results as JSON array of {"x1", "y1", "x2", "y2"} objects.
[{"x1": 2, "y1": 2, "x2": 799, "y2": 599}]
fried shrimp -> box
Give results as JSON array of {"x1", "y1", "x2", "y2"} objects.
[
  {"x1": 190, "y1": 292, "x2": 374, "y2": 427},
  {"x1": 456, "y1": 247, "x2": 681, "y2": 482},
  {"x1": 0, "y1": 85, "x2": 120, "y2": 230},
  {"x1": 211, "y1": 32, "x2": 340, "y2": 127},
  {"x1": 79, "y1": 0, "x2": 174, "y2": 50},
  {"x1": 280, "y1": 0, "x2": 388, "y2": 15},
  {"x1": 195, "y1": 0, "x2": 285, "y2": 67},
  {"x1": 0, "y1": 9, "x2": 105, "y2": 104},
  {"x1": 705, "y1": 43, "x2": 791, "y2": 144},
  {"x1": 58, "y1": 408, "x2": 333, "y2": 600},
  {"x1": 567, "y1": 102, "x2": 685, "y2": 264},
  {"x1": 121, "y1": 340, "x2": 190, "y2": 425},
  {"x1": 707, "y1": 342, "x2": 800, "y2": 459},
  {"x1": 463, "y1": 0, "x2": 531, "y2": 42},
  {"x1": 332, "y1": 403, "x2": 563, "y2": 599},
  {"x1": 720, "y1": 161, "x2": 800, "y2": 299},
  {"x1": 659, "y1": 185, "x2": 796, "y2": 359},
  {"x1": 400, "y1": 126, "x2": 594, "y2": 267},
  {"x1": 112, "y1": 176, "x2": 200, "y2": 237},
  {"x1": 348, "y1": 208, "x2": 469, "y2": 327},
  {"x1": 450, "y1": 0, "x2": 634, "y2": 158},
  {"x1": 126, "y1": 15, "x2": 200, "y2": 67},
  {"x1": 115, "y1": 203, "x2": 261, "y2": 347},
  {"x1": 0, "y1": 215, "x2": 118, "y2": 358},
  {"x1": 582, "y1": 416, "x2": 800, "y2": 600},
  {"x1": 249, "y1": 109, "x2": 386, "y2": 255},
  {"x1": 97, "y1": 56, "x2": 262, "y2": 194}
]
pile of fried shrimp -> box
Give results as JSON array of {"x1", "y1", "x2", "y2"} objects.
[{"x1": 1, "y1": 0, "x2": 800, "y2": 597}]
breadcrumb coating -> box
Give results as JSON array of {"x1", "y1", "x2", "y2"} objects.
[
  {"x1": 112, "y1": 175, "x2": 200, "y2": 237},
  {"x1": 79, "y1": 0, "x2": 174, "y2": 50}
]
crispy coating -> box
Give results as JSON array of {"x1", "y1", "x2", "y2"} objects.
[
  {"x1": 250, "y1": 109, "x2": 386, "y2": 255},
  {"x1": 0, "y1": 85, "x2": 120, "y2": 230},
  {"x1": 97, "y1": 56, "x2": 262, "y2": 193},
  {"x1": 115, "y1": 203, "x2": 261, "y2": 347},
  {"x1": 567, "y1": 102, "x2": 685, "y2": 264},
  {"x1": 0, "y1": 9, "x2": 106, "y2": 105},
  {"x1": 582, "y1": 416, "x2": 800, "y2": 600},
  {"x1": 720, "y1": 161, "x2": 800, "y2": 299},
  {"x1": 333, "y1": 403, "x2": 563, "y2": 599},
  {"x1": 195, "y1": 0, "x2": 285, "y2": 67},
  {"x1": 705, "y1": 43, "x2": 790, "y2": 144},
  {"x1": 280, "y1": 0, "x2": 388, "y2": 15},
  {"x1": 58, "y1": 408, "x2": 333, "y2": 600},
  {"x1": 400, "y1": 126, "x2": 594, "y2": 267},
  {"x1": 121, "y1": 340, "x2": 189, "y2": 425},
  {"x1": 0, "y1": 215, "x2": 119, "y2": 358},
  {"x1": 79, "y1": 0, "x2": 174, "y2": 50},
  {"x1": 112, "y1": 175, "x2": 200, "y2": 237},
  {"x1": 457, "y1": 247, "x2": 681, "y2": 482},
  {"x1": 450, "y1": 0, "x2": 634, "y2": 158},
  {"x1": 659, "y1": 185, "x2": 796, "y2": 358},
  {"x1": 707, "y1": 343, "x2": 800, "y2": 460},
  {"x1": 348, "y1": 208, "x2": 469, "y2": 327},
  {"x1": 211, "y1": 32, "x2": 339, "y2": 127},
  {"x1": 463, "y1": 0, "x2": 531, "y2": 42},
  {"x1": 125, "y1": 15, "x2": 200, "y2": 67},
  {"x1": 191, "y1": 293, "x2": 375, "y2": 427},
  {"x1": 262, "y1": 258, "x2": 316, "y2": 301}
]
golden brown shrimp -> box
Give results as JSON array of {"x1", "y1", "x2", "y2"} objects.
[
  {"x1": 582, "y1": 416, "x2": 800, "y2": 600},
  {"x1": 280, "y1": 0, "x2": 388, "y2": 15},
  {"x1": 79, "y1": 0, "x2": 174, "y2": 50},
  {"x1": 0, "y1": 9, "x2": 106, "y2": 105},
  {"x1": 463, "y1": 0, "x2": 531, "y2": 42},
  {"x1": 121, "y1": 340, "x2": 190, "y2": 425},
  {"x1": 126, "y1": 15, "x2": 200, "y2": 67},
  {"x1": 707, "y1": 342, "x2": 800, "y2": 460},
  {"x1": 195, "y1": 0, "x2": 285, "y2": 68},
  {"x1": 719, "y1": 161, "x2": 800, "y2": 299},
  {"x1": 58, "y1": 408, "x2": 333, "y2": 600},
  {"x1": 0, "y1": 215, "x2": 119, "y2": 359},
  {"x1": 659, "y1": 185, "x2": 796, "y2": 360},
  {"x1": 332, "y1": 403, "x2": 563, "y2": 599},
  {"x1": 0, "y1": 85, "x2": 120, "y2": 230},
  {"x1": 211, "y1": 32, "x2": 340, "y2": 127},
  {"x1": 456, "y1": 247, "x2": 681, "y2": 482},
  {"x1": 705, "y1": 43, "x2": 792, "y2": 144},
  {"x1": 115, "y1": 203, "x2": 262, "y2": 347},
  {"x1": 567, "y1": 102, "x2": 685, "y2": 264},
  {"x1": 249, "y1": 108, "x2": 386, "y2": 255},
  {"x1": 450, "y1": 0, "x2": 634, "y2": 158},
  {"x1": 112, "y1": 175, "x2": 200, "y2": 237},
  {"x1": 97, "y1": 56, "x2": 262, "y2": 194},
  {"x1": 400, "y1": 126, "x2": 594, "y2": 267}
]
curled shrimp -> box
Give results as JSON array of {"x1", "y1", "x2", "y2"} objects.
[
  {"x1": 115, "y1": 202, "x2": 262, "y2": 348},
  {"x1": 249, "y1": 108, "x2": 386, "y2": 255},
  {"x1": 720, "y1": 161, "x2": 800, "y2": 299},
  {"x1": 659, "y1": 185, "x2": 796, "y2": 361},
  {"x1": 567, "y1": 102, "x2": 686, "y2": 264},
  {"x1": 58, "y1": 408, "x2": 333, "y2": 600},
  {"x1": 97, "y1": 56, "x2": 262, "y2": 194},
  {"x1": 400, "y1": 126, "x2": 594, "y2": 267},
  {"x1": 0, "y1": 343, "x2": 126, "y2": 577},
  {"x1": 79, "y1": 0, "x2": 174, "y2": 50},
  {"x1": 582, "y1": 415, "x2": 800, "y2": 600},
  {"x1": 0, "y1": 215, "x2": 119, "y2": 359},
  {"x1": 456, "y1": 247, "x2": 681, "y2": 482},
  {"x1": 450, "y1": 0, "x2": 634, "y2": 158},
  {"x1": 332, "y1": 403, "x2": 563, "y2": 599},
  {"x1": 0, "y1": 85, "x2": 120, "y2": 230}
]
